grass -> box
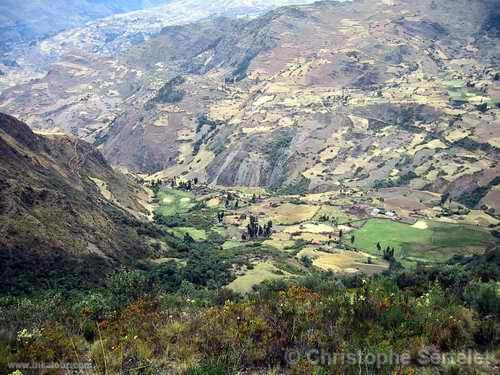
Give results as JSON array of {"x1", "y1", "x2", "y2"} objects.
[
  {"x1": 313, "y1": 205, "x2": 353, "y2": 224},
  {"x1": 262, "y1": 239, "x2": 297, "y2": 251},
  {"x1": 171, "y1": 227, "x2": 207, "y2": 241},
  {"x1": 221, "y1": 240, "x2": 242, "y2": 251},
  {"x1": 206, "y1": 197, "x2": 221, "y2": 208},
  {"x1": 445, "y1": 79, "x2": 493, "y2": 105},
  {"x1": 350, "y1": 218, "x2": 495, "y2": 264},
  {"x1": 157, "y1": 189, "x2": 195, "y2": 216},
  {"x1": 150, "y1": 257, "x2": 187, "y2": 267},
  {"x1": 463, "y1": 210, "x2": 500, "y2": 226},
  {"x1": 283, "y1": 223, "x2": 336, "y2": 234},
  {"x1": 226, "y1": 261, "x2": 289, "y2": 294}
]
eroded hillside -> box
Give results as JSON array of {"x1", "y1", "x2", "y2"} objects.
[
  {"x1": 105, "y1": 0, "x2": 500, "y2": 212},
  {"x1": 1, "y1": 0, "x2": 499, "y2": 213},
  {"x1": 0, "y1": 113, "x2": 152, "y2": 291}
]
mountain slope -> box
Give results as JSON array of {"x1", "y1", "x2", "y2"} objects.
[
  {"x1": 0, "y1": 113, "x2": 153, "y2": 292},
  {"x1": 0, "y1": 0, "x2": 323, "y2": 90},
  {"x1": 0, "y1": 0, "x2": 499, "y2": 213},
  {"x1": 97, "y1": 0, "x2": 500, "y2": 211}
]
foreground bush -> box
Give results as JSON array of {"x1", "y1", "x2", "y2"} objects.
[{"x1": 1, "y1": 268, "x2": 499, "y2": 374}]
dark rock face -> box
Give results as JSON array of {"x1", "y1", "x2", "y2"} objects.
[{"x1": 0, "y1": 112, "x2": 42, "y2": 151}]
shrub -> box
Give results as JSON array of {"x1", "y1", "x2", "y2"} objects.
[
  {"x1": 105, "y1": 268, "x2": 151, "y2": 307},
  {"x1": 71, "y1": 291, "x2": 113, "y2": 320},
  {"x1": 187, "y1": 360, "x2": 231, "y2": 375},
  {"x1": 464, "y1": 281, "x2": 500, "y2": 315},
  {"x1": 300, "y1": 255, "x2": 313, "y2": 268},
  {"x1": 473, "y1": 318, "x2": 499, "y2": 347}
]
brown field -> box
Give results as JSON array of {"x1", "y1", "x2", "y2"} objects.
[
  {"x1": 297, "y1": 248, "x2": 389, "y2": 275},
  {"x1": 248, "y1": 202, "x2": 319, "y2": 225}
]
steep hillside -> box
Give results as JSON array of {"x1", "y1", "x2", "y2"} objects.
[
  {"x1": 100, "y1": 0, "x2": 500, "y2": 211},
  {"x1": 0, "y1": 113, "x2": 152, "y2": 292},
  {"x1": 0, "y1": 0, "x2": 321, "y2": 91},
  {"x1": 0, "y1": 0, "x2": 499, "y2": 212}
]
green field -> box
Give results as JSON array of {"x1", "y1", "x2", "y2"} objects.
[
  {"x1": 171, "y1": 227, "x2": 207, "y2": 241},
  {"x1": 445, "y1": 79, "x2": 497, "y2": 106},
  {"x1": 157, "y1": 189, "x2": 195, "y2": 216},
  {"x1": 350, "y1": 218, "x2": 495, "y2": 264},
  {"x1": 227, "y1": 261, "x2": 288, "y2": 294}
]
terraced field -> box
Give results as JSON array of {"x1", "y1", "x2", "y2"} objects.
[
  {"x1": 151, "y1": 182, "x2": 499, "y2": 289},
  {"x1": 248, "y1": 202, "x2": 319, "y2": 225},
  {"x1": 296, "y1": 247, "x2": 388, "y2": 275},
  {"x1": 350, "y1": 218, "x2": 496, "y2": 265}
]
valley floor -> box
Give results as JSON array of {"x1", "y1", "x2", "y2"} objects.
[{"x1": 147, "y1": 180, "x2": 498, "y2": 293}]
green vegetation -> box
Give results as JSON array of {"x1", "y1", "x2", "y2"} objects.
[
  {"x1": 445, "y1": 79, "x2": 492, "y2": 106},
  {"x1": 156, "y1": 189, "x2": 195, "y2": 217},
  {"x1": 145, "y1": 75, "x2": 185, "y2": 109},
  {"x1": 1, "y1": 249, "x2": 499, "y2": 374},
  {"x1": 373, "y1": 171, "x2": 418, "y2": 189},
  {"x1": 2, "y1": 180, "x2": 499, "y2": 374},
  {"x1": 231, "y1": 52, "x2": 258, "y2": 82},
  {"x1": 227, "y1": 261, "x2": 287, "y2": 294},
  {"x1": 349, "y1": 219, "x2": 494, "y2": 264},
  {"x1": 264, "y1": 129, "x2": 294, "y2": 186},
  {"x1": 457, "y1": 176, "x2": 500, "y2": 208},
  {"x1": 155, "y1": 75, "x2": 186, "y2": 103},
  {"x1": 313, "y1": 205, "x2": 352, "y2": 224},
  {"x1": 454, "y1": 137, "x2": 497, "y2": 153},
  {"x1": 196, "y1": 114, "x2": 220, "y2": 133},
  {"x1": 172, "y1": 227, "x2": 207, "y2": 241},
  {"x1": 193, "y1": 114, "x2": 223, "y2": 156},
  {"x1": 277, "y1": 175, "x2": 311, "y2": 195}
]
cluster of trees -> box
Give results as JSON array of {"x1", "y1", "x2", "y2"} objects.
[
  {"x1": 457, "y1": 176, "x2": 500, "y2": 210},
  {"x1": 384, "y1": 248, "x2": 395, "y2": 261},
  {"x1": 169, "y1": 177, "x2": 199, "y2": 191},
  {"x1": 193, "y1": 114, "x2": 223, "y2": 156},
  {"x1": 440, "y1": 192, "x2": 457, "y2": 210},
  {"x1": 149, "y1": 179, "x2": 162, "y2": 194},
  {"x1": 150, "y1": 176, "x2": 201, "y2": 194},
  {"x1": 373, "y1": 171, "x2": 418, "y2": 189},
  {"x1": 338, "y1": 229, "x2": 355, "y2": 245},
  {"x1": 317, "y1": 214, "x2": 339, "y2": 224},
  {"x1": 242, "y1": 216, "x2": 273, "y2": 240},
  {"x1": 223, "y1": 192, "x2": 240, "y2": 209},
  {"x1": 196, "y1": 114, "x2": 220, "y2": 133},
  {"x1": 382, "y1": 245, "x2": 396, "y2": 261},
  {"x1": 230, "y1": 51, "x2": 258, "y2": 82},
  {"x1": 153, "y1": 76, "x2": 185, "y2": 104}
]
